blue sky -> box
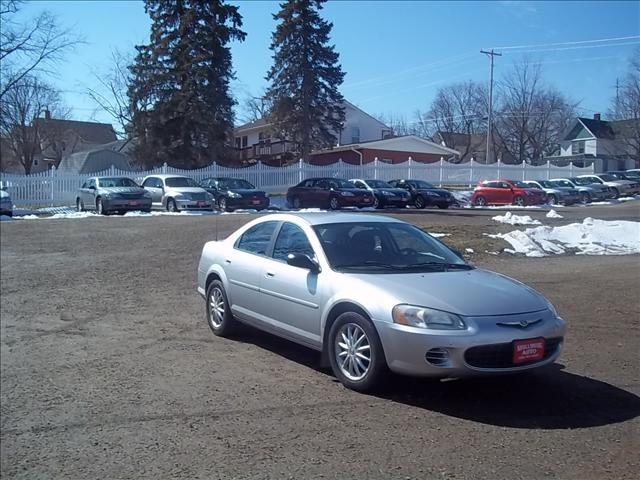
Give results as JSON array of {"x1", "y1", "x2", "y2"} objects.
[{"x1": 16, "y1": 0, "x2": 640, "y2": 127}]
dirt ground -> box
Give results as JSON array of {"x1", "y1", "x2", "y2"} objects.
[{"x1": 1, "y1": 203, "x2": 639, "y2": 479}]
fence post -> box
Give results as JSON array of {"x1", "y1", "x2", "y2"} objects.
[
  {"x1": 522, "y1": 161, "x2": 526, "y2": 181},
  {"x1": 408, "y1": 156, "x2": 413, "y2": 179},
  {"x1": 497, "y1": 158, "x2": 501, "y2": 179},
  {"x1": 298, "y1": 158, "x2": 303, "y2": 183},
  {"x1": 110, "y1": 165, "x2": 115, "y2": 176},
  {"x1": 162, "y1": 162, "x2": 168, "y2": 174},
  {"x1": 547, "y1": 159, "x2": 551, "y2": 180},
  {"x1": 374, "y1": 157, "x2": 378, "y2": 179},
  {"x1": 570, "y1": 161, "x2": 574, "y2": 177},
  {"x1": 50, "y1": 166, "x2": 55, "y2": 207},
  {"x1": 469, "y1": 159, "x2": 474, "y2": 187},
  {"x1": 439, "y1": 157, "x2": 444, "y2": 187}
]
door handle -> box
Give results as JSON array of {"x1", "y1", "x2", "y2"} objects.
[
  {"x1": 224, "y1": 259, "x2": 231, "y2": 264},
  {"x1": 265, "y1": 272, "x2": 275, "y2": 277}
]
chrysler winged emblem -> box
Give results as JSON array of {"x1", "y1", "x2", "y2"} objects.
[{"x1": 496, "y1": 318, "x2": 542, "y2": 328}]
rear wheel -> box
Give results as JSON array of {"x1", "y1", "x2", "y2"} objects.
[
  {"x1": 205, "y1": 280, "x2": 237, "y2": 337},
  {"x1": 414, "y1": 195, "x2": 426, "y2": 209},
  {"x1": 76, "y1": 198, "x2": 84, "y2": 212},
  {"x1": 329, "y1": 196, "x2": 340, "y2": 210},
  {"x1": 328, "y1": 312, "x2": 387, "y2": 392},
  {"x1": 547, "y1": 194, "x2": 557, "y2": 205},
  {"x1": 474, "y1": 196, "x2": 487, "y2": 207},
  {"x1": 512, "y1": 195, "x2": 525, "y2": 206},
  {"x1": 291, "y1": 196, "x2": 302, "y2": 209},
  {"x1": 580, "y1": 192, "x2": 591, "y2": 204}
]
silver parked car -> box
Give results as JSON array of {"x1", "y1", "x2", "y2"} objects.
[
  {"x1": 197, "y1": 213, "x2": 565, "y2": 392},
  {"x1": 76, "y1": 176, "x2": 152, "y2": 215},
  {"x1": 141, "y1": 174, "x2": 214, "y2": 212},
  {"x1": 576, "y1": 174, "x2": 640, "y2": 198},
  {"x1": 522, "y1": 180, "x2": 580, "y2": 205},
  {"x1": 0, "y1": 189, "x2": 13, "y2": 217},
  {"x1": 551, "y1": 178, "x2": 610, "y2": 203}
]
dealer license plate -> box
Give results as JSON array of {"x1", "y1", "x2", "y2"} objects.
[
  {"x1": 197, "y1": 201, "x2": 207, "y2": 207},
  {"x1": 513, "y1": 338, "x2": 545, "y2": 364},
  {"x1": 252, "y1": 199, "x2": 261, "y2": 205},
  {"x1": 128, "y1": 200, "x2": 138, "y2": 206}
]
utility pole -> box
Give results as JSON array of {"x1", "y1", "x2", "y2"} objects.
[{"x1": 481, "y1": 49, "x2": 502, "y2": 163}]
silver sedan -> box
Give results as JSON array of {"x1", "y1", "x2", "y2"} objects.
[{"x1": 197, "y1": 213, "x2": 565, "y2": 392}]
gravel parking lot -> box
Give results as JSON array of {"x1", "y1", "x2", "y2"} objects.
[{"x1": 1, "y1": 204, "x2": 639, "y2": 479}]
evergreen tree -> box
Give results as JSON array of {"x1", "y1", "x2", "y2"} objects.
[
  {"x1": 266, "y1": 0, "x2": 345, "y2": 162},
  {"x1": 128, "y1": 0, "x2": 245, "y2": 168}
]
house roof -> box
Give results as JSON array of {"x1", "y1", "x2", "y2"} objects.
[
  {"x1": 576, "y1": 117, "x2": 615, "y2": 140},
  {"x1": 313, "y1": 135, "x2": 459, "y2": 156},
  {"x1": 57, "y1": 147, "x2": 130, "y2": 174},
  {"x1": 33, "y1": 118, "x2": 117, "y2": 144},
  {"x1": 434, "y1": 131, "x2": 486, "y2": 149},
  {"x1": 234, "y1": 117, "x2": 270, "y2": 133}
]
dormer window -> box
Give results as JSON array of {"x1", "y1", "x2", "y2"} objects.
[{"x1": 572, "y1": 140, "x2": 585, "y2": 155}]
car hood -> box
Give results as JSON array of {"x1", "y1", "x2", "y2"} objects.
[
  {"x1": 416, "y1": 188, "x2": 451, "y2": 196},
  {"x1": 229, "y1": 188, "x2": 266, "y2": 196},
  {"x1": 334, "y1": 188, "x2": 370, "y2": 195},
  {"x1": 347, "y1": 268, "x2": 548, "y2": 316},
  {"x1": 604, "y1": 180, "x2": 635, "y2": 187},
  {"x1": 374, "y1": 188, "x2": 409, "y2": 195},
  {"x1": 98, "y1": 187, "x2": 146, "y2": 194},
  {"x1": 166, "y1": 187, "x2": 207, "y2": 194}
]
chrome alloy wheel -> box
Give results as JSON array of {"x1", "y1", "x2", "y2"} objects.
[
  {"x1": 334, "y1": 323, "x2": 371, "y2": 381},
  {"x1": 208, "y1": 286, "x2": 226, "y2": 328}
]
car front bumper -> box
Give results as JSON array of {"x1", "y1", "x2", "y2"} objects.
[
  {"x1": 226, "y1": 197, "x2": 270, "y2": 210},
  {"x1": 103, "y1": 198, "x2": 152, "y2": 211},
  {"x1": 338, "y1": 196, "x2": 375, "y2": 208},
  {"x1": 373, "y1": 311, "x2": 565, "y2": 378},
  {"x1": 176, "y1": 199, "x2": 214, "y2": 210}
]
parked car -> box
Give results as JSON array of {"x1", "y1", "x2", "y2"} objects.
[
  {"x1": 197, "y1": 212, "x2": 565, "y2": 392},
  {"x1": 576, "y1": 174, "x2": 640, "y2": 198},
  {"x1": 0, "y1": 189, "x2": 12, "y2": 217},
  {"x1": 141, "y1": 174, "x2": 214, "y2": 212},
  {"x1": 568, "y1": 177, "x2": 617, "y2": 200},
  {"x1": 286, "y1": 177, "x2": 374, "y2": 210},
  {"x1": 605, "y1": 170, "x2": 640, "y2": 182},
  {"x1": 387, "y1": 179, "x2": 455, "y2": 209},
  {"x1": 200, "y1": 177, "x2": 269, "y2": 212},
  {"x1": 349, "y1": 178, "x2": 411, "y2": 209},
  {"x1": 76, "y1": 176, "x2": 152, "y2": 215},
  {"x1": 471, "y1": 179, "x2": 546, "y2": 207},
  {"x1": 550, "y1": 178, "x2": 609, "y2": 203},
  {"x1": 522, "y1": 180, "x2": 580, "y2": 205}
]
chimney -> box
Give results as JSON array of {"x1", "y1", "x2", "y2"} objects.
[
  {"x1": 593, "y1": 113, "x2": 601, "y2": 121},
  {"x1": 44, "y1": 109, "x2": 51, "y2": 120}
]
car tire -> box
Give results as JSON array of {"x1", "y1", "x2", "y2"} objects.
[
  {"x1": 329, "y1": 196, "x2": 340, "y2": 210},
  {"x1": 205, "y1": 280, "x2": 237, "y2": 337},
  {"x1": 374, "y1": 196, "x2": 382, "y2": 209},
  {"x1": 167, "y1": 198, "x2": 178, "y2": 212},
  {"x1": 219, "y1": 197, "x2": 230, "y2": 212},
  {"x1": 474, "y1": 196, "x2": 487, "y2": 207},
  {"x1": 512, "y1": 196, "x2": 525, "y2": 206},
  {"x1": 547, "y1": 194, "x2": 557, "y2": 205},
  {"x1": 76, "y1": 198, "x2": 84, "y2": 212},
  {"x1": 580, "y1": 192, "x2": 591, "y2": 204},
  {"x1": 291, "y1": 196, "x2": 302, "y2": 209},
  {"x1": 414, "y1": 195, "x2": 426, "y2": 209},
  {"x1": 96, "y1": 197, "x2": 107, "y2": 215},
  {"x1": 328, "y1": 311, "x2": 388, "y2": 393},
  {"x1": 611, "y1": 188, "x2": 619, "y2": 199}
]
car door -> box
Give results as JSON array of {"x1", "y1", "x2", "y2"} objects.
[
  {"x1": 79, "y1": 179, "x2": 91, "y2": 207},
  {"x1": 497, "y1": 181, "x2": 513, "y2": 204},
  {"x1": 314, "y1": 179, "x2": 331, "y2": 206},
  {"x1": 142, "y1": 177, "x2": 163, "y2": 206},
  {"x1": 225, "y1": 221, "x2": 279, "y2": 322},
  {"x1": 258, "y1": 222, "x2": 323, "y2": 348},
  {"x1": 85, "y1": 178, "x2": 98, "y2": 209}
]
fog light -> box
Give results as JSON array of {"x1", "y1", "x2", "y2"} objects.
[{"x1": 425, "y1": 348, "x2": 450, "y2": 366}]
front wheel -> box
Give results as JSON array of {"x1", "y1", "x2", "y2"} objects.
[
  {"x1": 611, "y1": 188, "x2": 619, "y2": 199},
  {"x1": 96, "y1": 198, "x2": 106, "y2": 215},
  {"x1": 219, "y1": 197, "x2": 230, "y2": 212},
  {"x1": 167, "y1": 198, "x2": 178, "y2": 212},
  {"x1": 580, "y1": 192, "x2": 591, "y2": 204},
  {"x1": 512, "y1": 195, "x2": 525, "y2": 206},
  {"x1": 547, "y1": 194, "x2": 557, "y2": 205},
  {"x1": 414, "y1": 195, "x2": 426, "y2": 209},
  {"x1": 329, "y1": 196, "x2": 340, "y2": 210},
  {"x1": 205, "y1": 280, "x2": 237, "y2": 337},
  {"x1": 328, "y1": 312, "x2": 388, "y2": 392},
  {"x1": 373, "y1": 196, "x2": 382, "y2": 209}
]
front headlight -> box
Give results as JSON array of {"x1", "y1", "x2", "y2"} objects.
[
  {"x1": 425, "y1": 191, "x2": 440, "y2": 197},
  {"x1": 228, "y1": 191, "x2": 241, "y2": 198},
  {"x1": 265, "y1": 192, "x2": 270, "y2": 198},
  {"x1": 340, "y1": 191, "x2": 355, "y2": 197},
  {"x1": 382, "y1": 191, "x2": 395, "y2": 197},
  {"x1": 392, "y1": 305, "x2": 466, "y2": 330}
]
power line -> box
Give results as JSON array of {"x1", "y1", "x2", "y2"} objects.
[
  {"x1": 492, "y1": 35, "x2": 640, "y2": 51},
  {"x1": 513, "y1": 40, "x2": 640, "y2": 54}
]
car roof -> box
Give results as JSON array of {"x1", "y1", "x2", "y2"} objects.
[
  {"x1": 257, "y1": 212, "x2": 404, "y2": 226},
  {"x1": 142, "y1": 174, "x2": 191, "y2": 180}
]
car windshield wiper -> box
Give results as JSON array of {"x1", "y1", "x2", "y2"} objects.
[
  {"x1": 392, "y1": 262, "x2": 474, "y2": 271},
  {"x1": 332, "y1": 261, "x2": 403, "y2": 270}
]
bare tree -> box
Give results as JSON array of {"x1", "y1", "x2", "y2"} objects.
[
  {"x1": 85, "y1": 49, "x2": 133, "y2": 136},
  {"x1": 494, "y1": 58, "x2": 577, "y2": 164},
  {"x1": 421, "y1": 81, "x2": 488, "y2": 162},
  {"x1": 0, "y1": 76, "x2": 66, "y2": 173},
  {"x1": 374, "y1": 112, "x2": 411, "y2": 136},
  {"x1": 238, "y1": 90, "x2": 272, "y2": 124},
  {"x1": 0, "y1": 0, "x2": 83, "y2": 99}
]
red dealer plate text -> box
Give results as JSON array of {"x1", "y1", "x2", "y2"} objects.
[{"x1": 513, "y1": 338, "x2": 545, "y2": 364}]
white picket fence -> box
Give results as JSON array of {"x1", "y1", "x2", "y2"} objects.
[{"x1": 0, "y1": 158, "x2": 594, "y2": 207}]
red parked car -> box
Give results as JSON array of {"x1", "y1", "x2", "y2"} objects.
[
  {"x1": 471, "y1": 179, "x2": 546, "y2": 207},
  {"x1": 286, "y1": 177, "x2": 375, "y2": 210}
]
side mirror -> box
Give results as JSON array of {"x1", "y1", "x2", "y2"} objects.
[{"x1": 286, "y1": 253, "x2": 321, "y2": 273}]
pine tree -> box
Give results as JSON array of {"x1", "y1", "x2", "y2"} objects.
[
  {"x1": 128, "y1": 0, "x2": 245, "y2": 168},
  {"x1": 266, "y1": 0, "x2": 345, "y2": 162}
]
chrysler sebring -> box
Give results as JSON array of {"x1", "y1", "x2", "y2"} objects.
[{"x1": 197, "y1": 213, "x2": 565, "y2": 392}]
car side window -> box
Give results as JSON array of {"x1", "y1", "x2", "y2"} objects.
[
  {"x1": 142, "y1": 177, "x2": 153, "y2": 187},
  {"x1": 81, "y1": 181, "x2": 87, "y2": 189},
  {"x1": 354, "y1": 181, "x2": 366, "y2": 189},
  {"x1": 272, "y1": 223, "x2": 315, "y2": 261},
  {"x1": 88, "y1": 178, "x2": 96, "y2": 189},
  {"x1": 235, "y1": 221, "x2": 278, "y2": 256},
  {"x1": 317, "y1": 180, "x2": 330, "y2": 189}
]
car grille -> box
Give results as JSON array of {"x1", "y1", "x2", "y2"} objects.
[
  {"x1": 464, "y1": 337, "x2": 562, "y2": 369},
  {"x1": 120, "y1": 192, "x2": 145, "y2": 199},
  {"x1": 185, "y1": 192, "x2": 207, "y2": 201}
]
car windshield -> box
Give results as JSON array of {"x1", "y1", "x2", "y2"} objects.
[
  {"x1": 165, "y1": 177, "x2": 199, "y2": 187},
  {"x1": 411, "y1": 180, "x2": 435, "y2": 189},
  {"x1": 598, "y1": 174, "x2": 617, "y2": 182},
  {"x1": 327, "y1": 179, "x2": 355, "y2": 189},
  {"x1": 510, "y1": 180, "x2": 530, "y2": 188},
  {"x1": 365, "y1": 179, "x2": 393, "y2": 188},
  {"x1": 313, "y1": 222, "x2": 471, "y2": 273},
  {"x1": 571, "y1": 177, "x2": 594, "y2": 186},
  {"x1": 218, "y1": 179, "x2": 255, "y2": 190},
  {"x1": 549, "y1": 180, "x2": 569, "y2": 188},
  {"x1": 537, "y1": 180, "x2": 554, "y2": 188},
  {"x1": 99, "y1": 177, "x2": 139, "y2": 188}
]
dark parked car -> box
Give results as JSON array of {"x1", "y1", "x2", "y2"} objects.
[
  {"x1": 76, "y1": 176, "x2": 152, "y2": 215},
  {"x1": 286, "y1": 177, "x2": 374, "y2": 210},
  {"x1": 606, "y1": 170, "x2": 640, "y2": 182},
  {"x1": 200, "y1": 177, "x2": 270, "y2": 212},
  {"x1": 349, "y1": 178, "x2": 411, "y2": 209},
  {"x1": 387, "y1": 179, "x2": 455, "y2": 209},
  {"x1": 471, "y1": 179, "x2": 546, "y2": 207}
]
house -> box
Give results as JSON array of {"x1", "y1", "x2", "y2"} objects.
[
  {"x1": 432, "y1": 131, "x2": 517, "y2": 164},
  {"x1": 548, "y1": 114, "x2": 639, "y2": 171},
  {"x1": 232, "y1": 100, "x2": 393, "y2": 164},
  {"x1": 309, "y1": 135, "x2": 459, "y2": 165},
  {"x1": 57, "y1": 147, "x2": 131, "y2": 174}
]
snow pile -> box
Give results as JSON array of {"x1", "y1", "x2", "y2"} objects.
[
  {"x1": 465, "y1": 248, "x2": 474, "y2": 253},
  {"x1": 49, "y1": 211, "x2": 99, "y2": 219},
  {"x1": 430, "y1": 233, "x2": 450, "y2": 238},
  {"x1": 490, "y1": 217, "x2": 640, "y2": 257},
  {"x1": 492, "y1": 212, "x2": 542, "y2": 225},
  {"x1": 546, "y1": 209, "x2": 563, "y2": 219}
]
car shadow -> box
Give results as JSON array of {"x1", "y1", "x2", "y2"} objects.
[{"x1": 235, "y1": 329, "x2": 640, "y2": 430}]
